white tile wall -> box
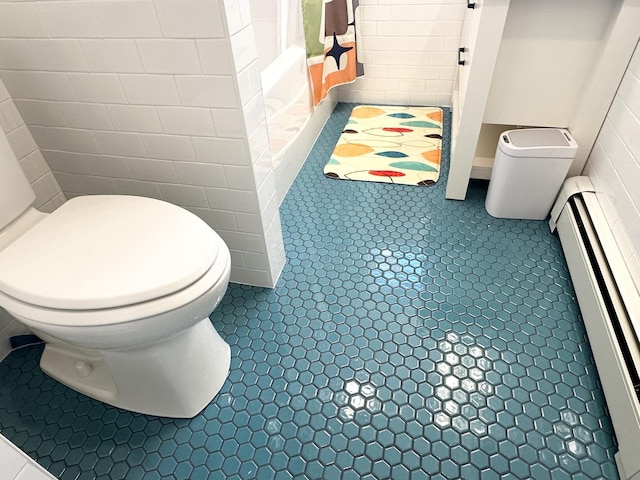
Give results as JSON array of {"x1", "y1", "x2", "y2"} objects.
[
  {"x1": 80, "y1": 40, "x2": 144, "y2": 73},
  {"x1": 0, "y1": 79, "x2": 65, "y2": 213},
  {"x1": 154, "y1": 0, "x2": 227, "y2": 39},
  {"x1": 0, "y1": 434, "x2": 56, "y2": 480},
  {"x1": 338, "y1": 0, "x2": 466, "y2": 106},
  {"x1": 37, "y1": 1, "x2": 103, "y2": 39},
  {"x1": 136, "y1": 39, "x2": 202, "y2": 74},
  {"x1": 223, "y1": 0, "x2": 286, "y2": 281},
  {"x1": 584, "y1": 43, "x2": 640, "y2": 294},
  {"x1": 196, "y1": 39, "x2": 235, "y2": 75},
  {"x1": 0, "y1": 0, "x2": 285, "y2": 288},
  {"x1": 92, "y1": 1, "x2": 163, "y2": 38}
]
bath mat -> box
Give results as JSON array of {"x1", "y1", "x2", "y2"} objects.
[{"x1": 324, "y1": 105, "x2": 443, "y2": 186}]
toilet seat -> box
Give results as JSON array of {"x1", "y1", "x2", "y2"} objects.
[
  {"x1": 0, "y1": 247, "x2": 230, "y2": 327},
  {"x1": 0, "y1": 195, "x2": 222, "y2": 312}
]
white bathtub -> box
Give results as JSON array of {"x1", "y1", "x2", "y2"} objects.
[
  {"x1": 261, "y1": 46, "x2": 312, "y2": 166},
  {"x1": 260, "y1": 46, "x2": 336, "y2": 204},
  {"x1": 249, "y1": 0, "x2": 336, "y2": 203}
]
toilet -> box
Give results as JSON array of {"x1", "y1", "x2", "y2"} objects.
[{"x1": 0, "y1": 132, "x2": 232, "y2": 418}]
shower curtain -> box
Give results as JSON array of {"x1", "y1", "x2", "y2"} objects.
[{"x1": 301, "y1": 0, "x2": 364, "y2": 106}]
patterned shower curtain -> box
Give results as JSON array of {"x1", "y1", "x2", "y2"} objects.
[{"x1": 301, "y1": 0, "x2": 364, "y2": 106}]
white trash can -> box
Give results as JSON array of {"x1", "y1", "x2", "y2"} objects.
[{"x1": 485, "y1": 128, "x2": 578, "y2": 220}]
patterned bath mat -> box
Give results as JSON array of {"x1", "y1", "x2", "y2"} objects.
[{"x1": 324, "y1": 105, "x2": 443, "y2": 186}]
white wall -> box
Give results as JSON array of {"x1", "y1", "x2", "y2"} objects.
[
  {"x1": 339, "y1": 0, "x2": 466, "y2": 106},
  {"x1": 0, "y1": 0, "x2": 285, "y2": 288},
  {"x1": 0, "y1": 79, "x2": 65, "y2": 212},
  {"x1": 584, "y1": 43, "x2": 640, "y2": 291}
]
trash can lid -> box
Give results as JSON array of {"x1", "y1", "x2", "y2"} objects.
[{"x1": 499, "y1": 128, "x2": 578, "y2": 158}]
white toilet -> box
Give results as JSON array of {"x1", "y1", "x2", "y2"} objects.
[{"x1": 0, "y1": 132, "x2": 232, "y2": 418}]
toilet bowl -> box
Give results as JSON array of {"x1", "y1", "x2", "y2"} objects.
[{"x1": 0, "y1": 132, "x2": 232, "y2": 418}]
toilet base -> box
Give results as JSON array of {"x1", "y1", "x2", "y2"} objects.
[{"x1": 39, "y1": 318, "x2": 231, "y2": 418}]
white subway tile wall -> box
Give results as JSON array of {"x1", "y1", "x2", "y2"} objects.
[
  {"x1": 584, "y1": 44, "x2": 640, "y2": 294},
  {"x1": 0, "y1": 0, "x2": 285, "y2": 288},
  {"x1": 225, "y1": 0, "x2": 285, "y2": 281},
  {"x1": 0, "y1": 79, "x2": 64, "y2": 212},
  {"x1": 338, "y1": 0, "x2": 466, "y2": 106}
]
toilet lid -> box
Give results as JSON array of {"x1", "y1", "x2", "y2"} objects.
[{"x1": 0, "y1": 195, "x2": 223, "y2": 310}]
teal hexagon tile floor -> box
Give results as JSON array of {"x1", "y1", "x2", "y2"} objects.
[{"x1": 0, "y1": 103, "x2": 619, "y2": 479}]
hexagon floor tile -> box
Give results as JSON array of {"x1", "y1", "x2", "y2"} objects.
[{"x1": 0, "y1": 103, "x2": 619, "y2": 479}]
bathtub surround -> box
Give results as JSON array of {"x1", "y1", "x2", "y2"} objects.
[
  {"x1": 339, "y1": 0, "x2": 467, "y2": 106},
  {"x1": 271, "y1": 87, "x2": 337, "y2": 205},
  {"x1": 0, "y1": 0, "x2": 285, "y2": 288},
  {"x1": 248, "y1": 0, "x2": 338, "y2": 206}
]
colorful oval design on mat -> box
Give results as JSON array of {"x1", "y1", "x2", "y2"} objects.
[
  {"x1": 421, "y1": 149, "x2": 442, "y2": 163},
  {"x1": 369, "y1": 170, "x2": 405, "y2": 177},
  {"x1": 362, "y1": 128, "x2": 405, "y2": 137},
  {"x1": 387, "y1": 113, "x2": 415, "y2": 119},
  {"x1": 376, "y1": 151, "x2": 408, "y2": 158},
  {"x1": 389, "y1": 161, "x2": 437, "y2": 172},
  {"x1": 382, "y1": 127, "x2": 413, "y2": 133},
  {"x1": 351, "y1": 106, "x2": 385, "y2": 118},
  {"x1": 400, "y1": 120, "x2": 441, "y2": 129},
  {"x1": 427, "y1": 110, "x2": 443, "y2": 122},
  {"x1": 333, "y1": 143, "x2": 374, "y2": 156}
]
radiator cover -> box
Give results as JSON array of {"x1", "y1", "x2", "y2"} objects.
[{"x1": 552, "y1": 177, "x2": 640, "y2": 480}]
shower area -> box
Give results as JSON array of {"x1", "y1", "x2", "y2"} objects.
[{"x1": 249, "y1": 0, "x2": 337, "y2": 204}]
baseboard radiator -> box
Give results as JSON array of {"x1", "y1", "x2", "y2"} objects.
[{"x1": 550, "y1": 177, "x2": 640, "y2": 480}]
